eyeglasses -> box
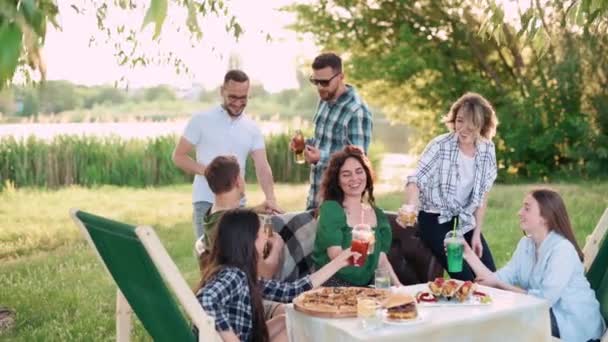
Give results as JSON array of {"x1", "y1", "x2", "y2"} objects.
[
  {"x1": 309, "y1": 73, "x2": 340, "y2": 87},
  {"x1": 226, "y1": 95, "x2": 249, "y2": 102}
]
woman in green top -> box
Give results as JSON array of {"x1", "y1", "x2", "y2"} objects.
[{"x1": 312, "y1": 146, "x2": 402, "y2": 287}]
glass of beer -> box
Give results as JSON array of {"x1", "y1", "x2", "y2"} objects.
[
  {"x1": 351, "y1": 224, "x2": 373, "y2": 267},
  {"x1": 398, "y1": 204, "x2": 417, "y2": 227},
  {"x1": 357, "y1": 297, "x2": 380, "y2": 329},
  {"x1": 262, "y1": 216, "x2": 274, "y2": 259},
  {"x1": 292, "y1": 130, "x2": 306, "y2": 164},
  {"x1": 445, "y1": 230, "x2": 465, "y2": 273}
]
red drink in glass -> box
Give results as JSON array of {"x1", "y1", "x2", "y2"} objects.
[{"x1": 351, "y1": 239, "x2": 369, "y2": 266}]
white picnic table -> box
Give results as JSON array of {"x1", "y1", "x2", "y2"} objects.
[{"x1": 286, "y1": 283, "x2": 551, "y2": 342}]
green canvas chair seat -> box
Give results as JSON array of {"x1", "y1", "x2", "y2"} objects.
[{"x1": 70, "y1": 209, "x2": 220, "y2": 342}]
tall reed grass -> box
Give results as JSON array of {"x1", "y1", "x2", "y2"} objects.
[
  {"x1": 0, "y1": 135, "x2": 190, "y2": 188},
  {"x1": 1, "y1": 133, "x2": 373, "y2": 189}
]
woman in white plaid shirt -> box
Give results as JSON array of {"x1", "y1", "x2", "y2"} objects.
[
  {"x1": 401, "y1": 93, "x2": 499, "y2": 281},
  {"x1": 195, "y1": 209, "x2": 359, "y2": 342}
]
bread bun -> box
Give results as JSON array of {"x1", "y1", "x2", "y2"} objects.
[
  {"x1": 384, "y1": 293, "x2": 415, "y2": 308},
  {"x1": 385, "y1": 293, "x2": 418, "y2": 320}
]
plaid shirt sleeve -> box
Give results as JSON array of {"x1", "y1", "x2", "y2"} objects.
[
  {"x1": 481, "y1": 142, "x2": 498, "y2": 194},
  {"x1": 346, "y1": 106, "x2": 373, "y2": 154},
  {"x1": 407, "y1": 137, "x2": 441, "y2": 188},
  {"x1": 198, "y1": 269, "x2": 247, "y2": 333},
  {"x1": 259, "y1": 275, "x2": 313, "y2": 303}
]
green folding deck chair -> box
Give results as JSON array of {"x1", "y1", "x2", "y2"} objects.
[
  {"x1": 70, "y1": 209, "x2": 221, "y2": 342},
  {"x1": 584, "y1": 208, "x2": 608, "y2": 342}
]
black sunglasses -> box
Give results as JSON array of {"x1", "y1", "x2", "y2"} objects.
[{"x1": 309, "y1": 73, "x2": 340, "y2": 87}]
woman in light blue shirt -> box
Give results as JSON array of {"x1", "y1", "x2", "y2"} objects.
[{"x1": 463, "y1": 188, "x2": 605, "y2": 342}]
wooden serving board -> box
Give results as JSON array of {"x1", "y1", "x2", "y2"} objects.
[
  {"x1": 293, "y1": 297, "x2": 357, "y2": 318},
  {"x1": 292, "y1": 287, "x2": 387, "y2": 318},
  {"x1": 293, "y1": 299, "x2": 356, "y2": 318}
]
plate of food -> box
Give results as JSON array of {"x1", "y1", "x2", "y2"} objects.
[
  {"x1": 381, "y1": 293, "x2": 426, "y2": 325},
  {"x1": 416, "y1": 277, "x2": 492, "y2": 306},
  {"x1": 293, "y1": 287, "x2": 389, "y2": 318}
]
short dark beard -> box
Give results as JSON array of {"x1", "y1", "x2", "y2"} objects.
[{"x1": 222, "y1": 104, "x2": 243, "y2": 118}]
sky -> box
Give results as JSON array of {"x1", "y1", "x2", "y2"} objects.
[
  {"x1": 43, "y1": 0, "x2": 318, "y2": 92},
  {"x1": 41, "y1": 0, "x2": 527, "y2": 92}
]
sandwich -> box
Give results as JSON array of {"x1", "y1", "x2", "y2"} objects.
[
  {"x1": 455, "y1": 281, "x2": 476, "y2": 302},
  {"x1": 428, "y1": 277, "x2": 445, "y2": 296},
  {"x1": 384, "y1": 293, "x2": 418, "y2": 320},
  {"x1": 442, "y1": 279, "x2": 460, "y2": 300}
]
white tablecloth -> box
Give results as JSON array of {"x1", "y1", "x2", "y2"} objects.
[{"x1": 286, "y1": 284, "x2": 551, "y2": 342}]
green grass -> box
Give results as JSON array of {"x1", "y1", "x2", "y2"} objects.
[{"x1": 1, "y1": 182, "x2": 607, "y2": 341}]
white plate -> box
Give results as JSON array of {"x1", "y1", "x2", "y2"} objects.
[
  {"x1": 416, "y1": 295, "x2": 491, "y2": 306},
  {"x1": 381, "y1": 310, "x2": 426, "y2": 325}
]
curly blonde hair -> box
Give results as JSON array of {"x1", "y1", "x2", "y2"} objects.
[{"x1": 443, "y1": 92, "x2": 498, "y2": 140}]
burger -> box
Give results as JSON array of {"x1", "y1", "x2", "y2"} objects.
[{"x1": 384, "y1": 293, "x2": 418, "y2": 320}]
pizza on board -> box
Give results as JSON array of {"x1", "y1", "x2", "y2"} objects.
[{"x1": 293, "y1": 287, "x2": 389, "y2": 317}]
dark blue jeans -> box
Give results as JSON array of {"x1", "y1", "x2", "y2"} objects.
[
  {"x1": 418, "y1": 211, "x2": 496, "y2": 281},
  {"x1": 549, "y1": 308, "x2": 560, "y2": 338}
]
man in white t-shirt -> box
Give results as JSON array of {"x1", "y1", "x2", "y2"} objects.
[{"x1": 172, "y1": 70, "x2": 282, "y2": 238}]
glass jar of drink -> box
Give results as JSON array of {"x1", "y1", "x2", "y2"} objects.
[
  {"x1": 351, "y1": 223, "x2": 373, "y2": 267},
  {"x1": 262, "y1": 216, "x2": 273, "y2": 259},
  {"x1": 292, "y1": 130, "x2": 305, "y2": 164},
  {"x1": 398, "y1": 204, "x2": 417, "y2": 227}
]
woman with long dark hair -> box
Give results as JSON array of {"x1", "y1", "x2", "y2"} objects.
[
  {"x1": 196, "y1": 209, "x2": 357, "y2": 342},
  {"x1": 312, "y1": 145, "x2": 401, "y2": 287},
  {"x1": 463, "y1": 189, "x2": 605, "y2": 342}
]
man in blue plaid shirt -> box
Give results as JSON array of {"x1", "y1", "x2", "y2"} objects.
[{"x1": 293, "y1": 53, "x2": 373, "y2": 210}]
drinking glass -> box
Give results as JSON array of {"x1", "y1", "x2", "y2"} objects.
[
  {"x1": 351, "y1": 224, "x2": 372, "y2": 267},
  {"x1": 374, "y1": 268, "x2": 391, "y2": 289},
  {"x1": 292, "y1": 130, "x2": 305, "y2": 164},
  {"x1": 398, "y1": 204, "x2": 417, "y2": 227},
  {"x1": 357, "y1": 297, "x2": 380, "y2": 329},
  {"x1": 261, "y1": 215, "x2": 273, "y2": 259}
]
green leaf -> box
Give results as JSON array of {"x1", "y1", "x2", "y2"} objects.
[
  {"x1": 0, "y1": 23, "x2": 23, "y2": 88},
  {"x1": 18, "y1": 0, "x2": 45, "y2": 37},
  {"x1": 142, "y1": 0, "x2": 168, "y2": 40},
  {"x1": 590, "y1": 0, "x2": 603, "y2": 13},
  {"x1": 520, "y1": 8, "x2": 534, "y2": 32},
  {"x1": 185, "y1": 0, "x2": 202, "y2": 39}
]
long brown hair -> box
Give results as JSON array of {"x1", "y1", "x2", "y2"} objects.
[
  {"x1": 530, "y1": 188, "x2": 584, "y2": 261},
  {"x1": 195, "y1": 209, "x2": 269, "y2": 342},
  {"x1": 320, "y1": 145, "x2": 375, "y2": 206}
]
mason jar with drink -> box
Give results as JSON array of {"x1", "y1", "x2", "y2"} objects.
[
  {"x1": 351, "y1": 223, "x2": 374, "y2": 267},
  {"x1": 398, "y1": 204, "x2": 417, "y2": 227},
  {"x1": 292, "y1": 130, "x2": 306, "y2": 164},
  {"x1": 262, "y1": 216, "x2": 274, "y2": 259}
]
